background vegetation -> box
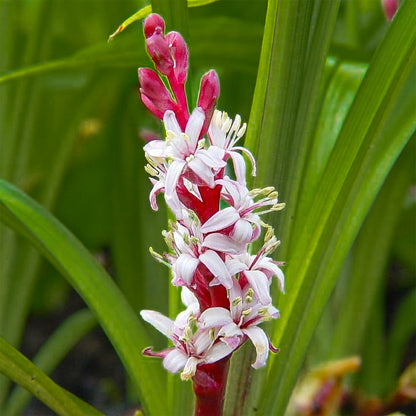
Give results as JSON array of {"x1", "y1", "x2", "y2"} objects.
[{"x1": 0, "y1": 0, "x2": 414, "y2": 415}]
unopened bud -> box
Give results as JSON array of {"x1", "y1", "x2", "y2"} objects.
[
  {"x1": 197, "y1": 70, "x2": 220, "y2": 137},
  {"x1": 143, "y1": 13, "x2": 165, "y2": 38},
  {"x1": 138, "y1": 68, "x2": 176, "y2": 118},
  {"x1": 165, "y1": 31, "x2": 189, "y2": 84},
  {"x1": 146, "y1": 34, "x2": 174, "y2": 75},
  {"x1": 381, "y1": 0, "x2": 398, "y2": 20}
]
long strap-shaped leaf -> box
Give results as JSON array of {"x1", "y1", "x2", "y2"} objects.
[
  {"x1": 0, "y1": 335, "x2": 103, "y2": 416},
  {"x1": 0, "y1": 180, "x2": 168, "y2": 416},
  {"x1": 258, "y1": 1, "x2": 416, "y2": 414},
  {"x1": 226, "y1": 0, "x2": 340, "y2": 413}
]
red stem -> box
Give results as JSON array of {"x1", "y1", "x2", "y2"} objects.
[{"x1": 193, "y1": 356, "x2": 230, "y2": 416}]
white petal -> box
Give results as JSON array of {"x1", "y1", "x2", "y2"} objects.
[
  {"x1": 140, "y1": 310, "x2": 174, "y2": 339},
  {"x1": 163, "y1": 110, "x2": 181, "y2": 134},
  {"x1": 257, "y1": 259, "x2": 285, "y2": 293},
  {"x1": 229, "y1": 151, "x2": 246, "y2": 185},
  {"x1": 199, "y1": 250, "x2": 233, "y2": 289},
  {"x1": 202, "y1": 233, "x2": 246, "y2": 255},
  {"x1": 143, "y1": 140, "x2": 168, "y2": 161},
  {"x1": 243, "y1": 326, "x2": 269, "y2": 369},
  {"x1": 181, "y1": 287, "x2": 199, "y2": 308},
  {"x1": 194, "y1": 329, "x2": 214, "y2": 355},
  {"x1": 185, "y1": 107, "x2": 205, "y2": 142},
  {"x1": 199, "y1": 307, "x2": 233, "y2": 328},
  {"x1": 163, "y1": 348, "x2": 188, "y2": 373},
  {"x1": 196, "y1": 147, "x2": 226, "y2": 169},
  {"x1": 208, "y1": 121, "x2": 226, "y2": 148},
  {"x1": 217, "y1": 177, "x2": 246, "y2": 208},
  {"x1": 174, "y1": 253, "x2": 199, "y2": 285},
  {"x1": 225, "y1": 257, "x2": 247, "y2": 276},
  {"x1": 200, "y1": 206, "x2": 239, "y2": 233},
  {"x1": 149, "y1": 180, "x2": 164, "y2": 211},
  {"x1": 244, "y1": 270, "x2": 272, "y2": 305},
  {"x1": 218, "y1": 322, "x2": 242, "y2": 338},
  {"x1": 220, "y1": 334, "x2": 242, "y2": 350},
  {"x1": 233, "y1": 146, "x2": 256, "y2": 176},
  {"x1": 165, "y1": 160, "x2": 186, "y2": 218},
  {"x1": 181, "y1": 356, "x2": 199, "y2": 380},
  {"x1": 204, "y1": 342, "x2": 234, "y2": 364},
  {"x1": 188, "y1": 157, "x2": 215, "y2": 187},
  {"x1": 231, "y1": 219, "x2": 253, "y2": 243}
]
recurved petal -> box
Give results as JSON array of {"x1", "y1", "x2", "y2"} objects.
[
  {"x1": 225, "y1": 257, "x2": 247, "y2": 276},
  {"x1": 243, "y1": 326, "x2": 269, "y2": 369},
  {"x1": 257, "y1": 259, "x2": 285, "y2": 293},
  {"x1": 196, "y1": 147, "x2": 226, "y2": 169},
  {"x1": 199, "y1": 250, "x2": 233, "y2": 289},
  {"x1": 204, "y1": 342, "x2": 234, "y2": 364},
  {"x1": 231, "y1": 219, "x2": 254, "y2": 243},
  {"x1": 202, "y1": 233, "x2": 246, "y2": 255},
  {"x1": 244, "y1": 270, "x2": 272, "y2": 305},
  {"x1": 200, "y1": 206, "x2": 239, "y2": 233},
  {"x1": 174, "y1": 253, "x2": 199, "y2": 285},
  {"x1": 140, "y1": 310, "x2": 174, "y2": 339},
  {"x1": 188, "y1": 157, "x2": 215, "y2": 187},
  {"x1": 149, "y1": 180, "x2": 164, "y2": 211},
  {"x1": 181, "y1": 287, "x2": 199, "y2": 308},
  {"x1": 163, "y1": 348, "x2": 188, "y2": 373},
  {"x1": 163, "y1": 110, "x2": 182, "y2": 134},
  {"x1": 229, "y1": 151, "x2": 246, "y2": 185},
  {"x1": 218, "y1": 321, "x2": 242, "y2": 338},
  {"x1": 199, "y1": 307, "x2": 233, "y2": 328},
  {"x1": 165, "y1": 160, "x2": 186, "y2": 217}
]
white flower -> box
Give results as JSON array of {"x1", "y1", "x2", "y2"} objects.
[
  {"x1": 198, "y1": 280, "x2": 280, "y2": 369},
  {"x1": 208, "y1": 110, "x2": 256, "y2": 185},
  {"x1": 140, "y1": 288, "x2": 234, "y2": 379},
  {"x1": 144, "y1": 108, "x2": 227, "y2": 219},
  {"x1": 166, "y1": 215, "x2": 235, "y2": 289},
  {"x1": 200, "y1": 177, "x2": 283, "y2": 244}
]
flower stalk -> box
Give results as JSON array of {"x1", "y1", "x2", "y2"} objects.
[{"x1": 137, "y1": 14, "x2": 285, "y2": 415}]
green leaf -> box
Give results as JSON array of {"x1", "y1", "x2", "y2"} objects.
[
  {"x1": 257, "y1": 0, "x2": 416, "y2": 413},
  {"x1": 4, "y1": 309, "x2": 96, "y2": 416},
  {"x1": 108, "y1": 0, "x2": 220, "y2": 41},
  {"x1": 0, "y1": 335, "x2": 103, "y2": 416},
  {"x1": 330, "y1": 148, "x2": 413, "y2": 360},
  {"x1": 226, "y1": 0, "x2": 340, "y2": 413},
  {"x1": 0, "y1": 180, "x2": 168, "y2": 416}
]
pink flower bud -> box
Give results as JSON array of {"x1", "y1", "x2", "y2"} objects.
[
  {"x1": 165, "y1": 31, "x2": 189, "y2": 85},
  {"x1": 138, "y1": 68, "x2": 176, "y2": 118},
  {"x1": 382, "y1": 0, "x2": 399, "y2": 20},
  {"x1": 197, "y1": 70, "x2": 220, "y2": 137},
  {"x1": 143, "y1": 13, "x2": 165, "y2": 38},
  {"x1": 146, "y1": 34, "x2": 174, "y2": 75}
]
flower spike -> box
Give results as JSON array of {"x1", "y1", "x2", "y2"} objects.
[{"x1": 137, "y1": 13, "x2": 285, "y2": 416}]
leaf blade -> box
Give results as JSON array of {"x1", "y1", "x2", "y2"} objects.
[{"x1": 0, "y1": 180, "x2": 168, "y2": 416}]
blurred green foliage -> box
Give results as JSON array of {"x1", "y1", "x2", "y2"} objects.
[{"x1": 0, "y1": 0, "x2": 415, "y2": 415}]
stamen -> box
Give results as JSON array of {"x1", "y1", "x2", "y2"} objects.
[{"x1": 232, "y1": 297, "x2": 242, "y2": 306}]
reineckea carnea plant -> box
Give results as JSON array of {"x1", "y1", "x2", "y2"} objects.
[
  {"x1": 137, "y1": 13, "x2": 285, "y2": 415},
  {"x1": 0, "y1": 1, "x2": 415, "y2": 415}
]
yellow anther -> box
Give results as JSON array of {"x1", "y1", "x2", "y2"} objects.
[{"x1": 232, "y1": 297, "x2": 242, "y2": 306}]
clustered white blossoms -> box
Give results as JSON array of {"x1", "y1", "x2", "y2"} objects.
[{"x1": 138, "y1": 13, "x2": 285, "y2": 382}]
